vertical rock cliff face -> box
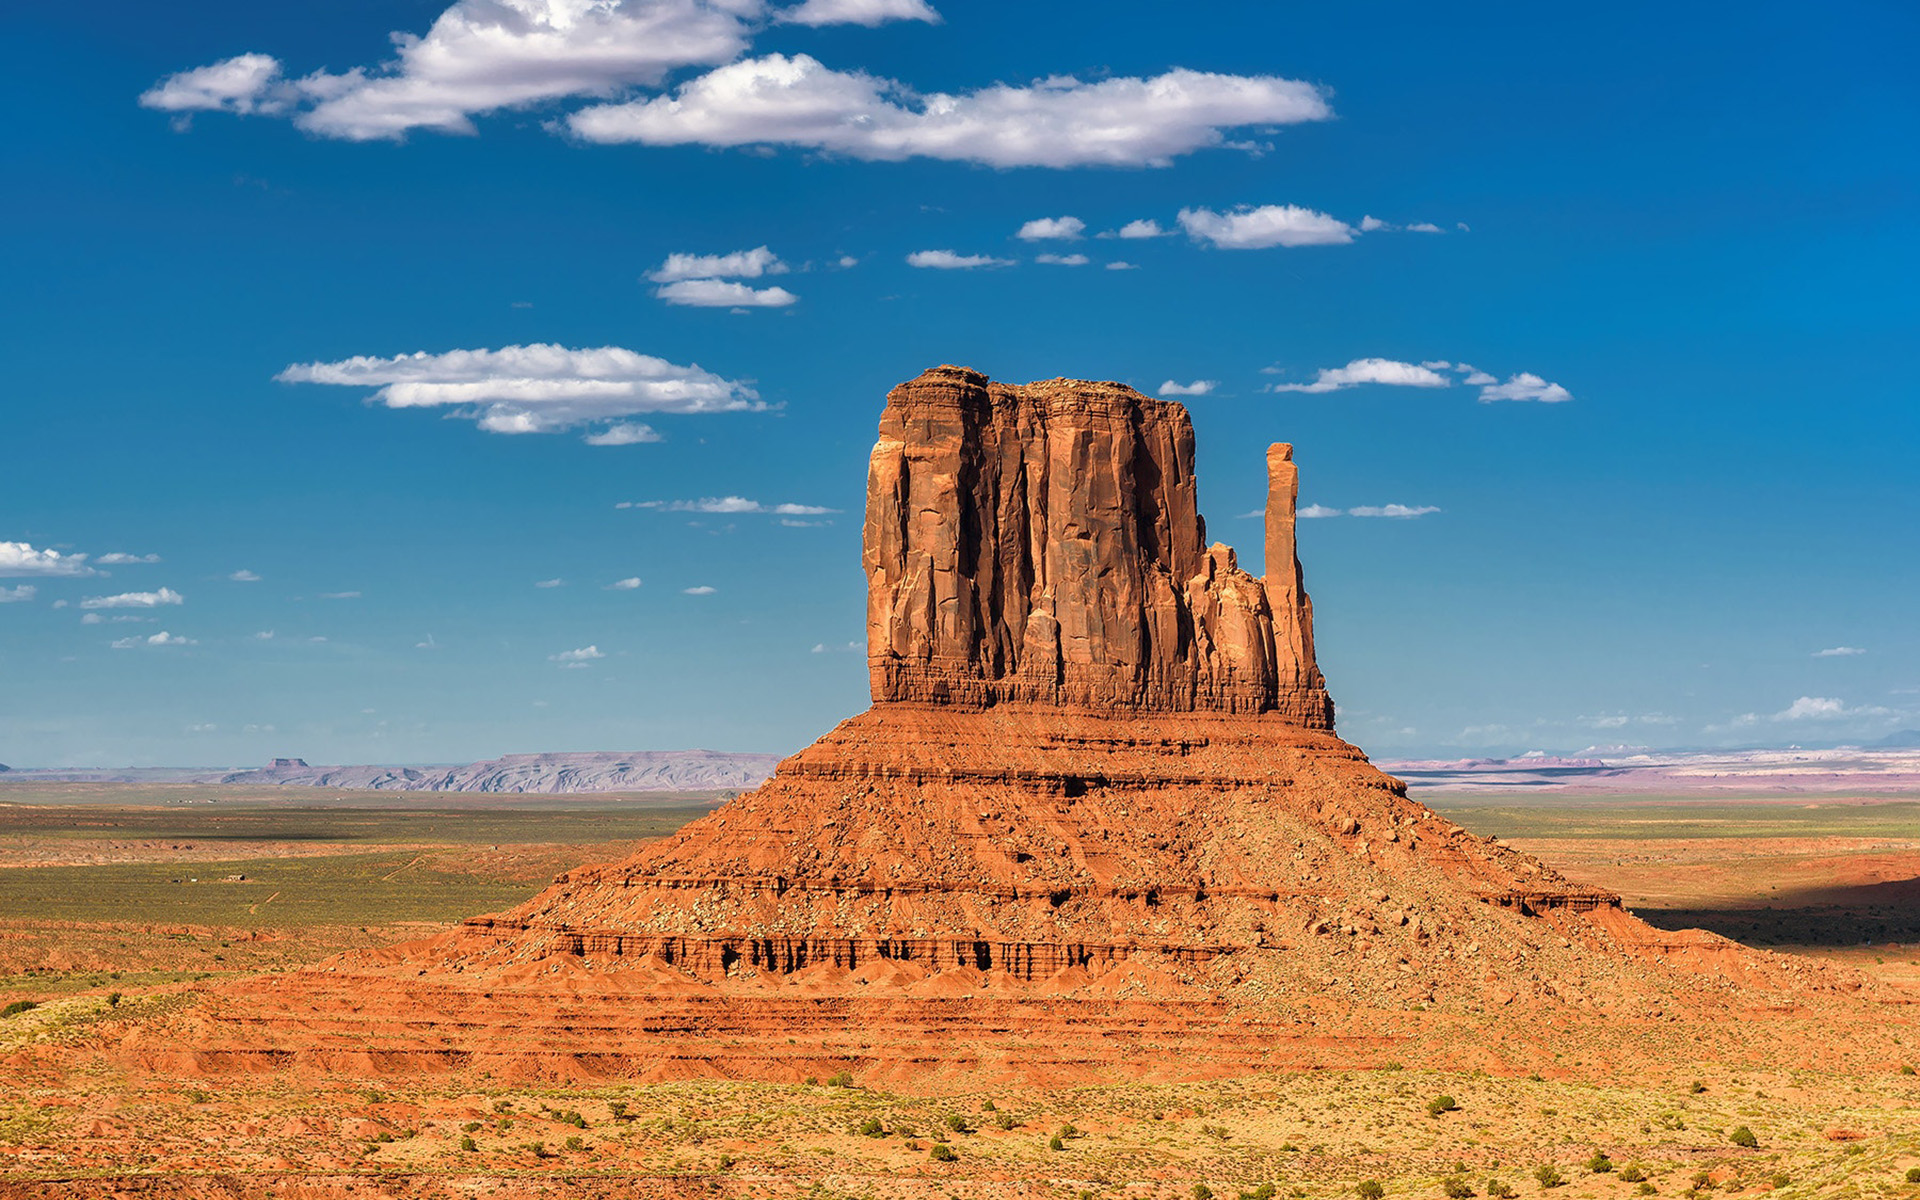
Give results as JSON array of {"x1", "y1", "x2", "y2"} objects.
[{"x1": 863, "y1": 365, "x2": 1333, "y2": 726}]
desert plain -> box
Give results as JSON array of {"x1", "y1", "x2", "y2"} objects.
[{"x1": 1, "y1": 779, "x2": 1915, "y2": 1200}]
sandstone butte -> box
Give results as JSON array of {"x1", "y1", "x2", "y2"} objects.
[{"x1": 150, "y1": 366, "x2": 1904, "y2": 1084}]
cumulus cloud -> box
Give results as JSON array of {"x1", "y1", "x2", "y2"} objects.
[
  {"x1": 0, "y1": 541, "x2": 100, "y2": 578},
  {"x1": 278, "y1": 343, "x2": 759, "y2": 439},
  {"x1": 622, "y1": 495, "x2": 838, "y2": 514},
  {"x1": 1035, "y1": 253, "x2": 1089, "y2": 266},
  {"x1": 96, "y1": 552, "x2": 161, "y2": 565},
  {"x1": 1177, "y1": 204, "x2": 1355, "y2": 249},
  {"x1": 1272, "y1": 358, "x2": 1452, "y2": 394},
  {"x1": 683, "y1": 585, "x2": 718, "y2": 595},
  {"x1": 648, "y1": 246, "x2": 789, "y2": 282},
  {"x1": 608, "y1": 577, "x2": 643, "y2": 589},
  {"x1": 1477, "y1": 372, "x2": 1573, "y2": 404},
  {"x1": 776, "y1": 0, "x2": 941, "y2": 26},
  {"x1": 1104, "y1": 219, "x2": 1168, "y2": 239},
  {"x1": 144, "y1": 1, "x2": 758, "y2": 141},
  {"x1": 906, "y1": 249, "x2": 1014, "y2": 269},
  {"x1": 1016, "y1": 216, "x2": 1084, "y2": 241},
  {"x1": 654, "y1": 278, "x2": 799, "y2": 307},
  {"x1": 228, "y1": 569, "x2": 262, "y2": 582},
  {"x1": 569, "y1": 56, "x2": 1331, "y2": 167},
  {"x1": 1814, "y1": 646, "x2": 1866, "y2": 657},
  {"x1": 81, "y1": 587, "x2": 185, "y2": 610},
  {"x1": 1105, "y1": 261, "x2": 1138, "y2": 270},
  {"x1": 113, "y1": 630, "x2": 197, "y2": 649},
  {"x1": 551, "y1": 644, "x2": 605, "y2": 667},
  {"x1": 1297, "y1": 504, "x2": 1343, "y2": 519},
  {"x1": 1158, "y1": 380, "x2": 1216, "y2": 397},
  {"x1": 534, "y1": 578, "x2": 566, "y2": 588},
  {"x1": 0, "y1": 585, "x2": 35, "y2": 603},
  {"x1": 1358, "y1": 215, "x2": 1446, "y2": 234},
  {"x1": 1767, "y1": 695, "x2": 1891, "y2": 721}
]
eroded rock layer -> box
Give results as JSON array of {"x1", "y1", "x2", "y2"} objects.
[{"x1": 865, "y1": 366, "x2": 1332, "y2": 724}]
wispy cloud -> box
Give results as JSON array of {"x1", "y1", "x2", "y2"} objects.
[
  {"x1": 1478, "y1": 372, "x2": 1572, "y2": 403},
  {"x1": 682, "y1": 585, "x2": 718, "y2": 595},
  {"x1": 278, "y1": 344, "x2": 759, "y2": 442},
  {"x1": 1016, "y1": 216, "x2": 1084, "y2": 241},
  {"x1": 1102, "y1": 219, "x2": 1168, "y2": 239},
  {"x1": 96, "y1": 552, "x2": 161, "y2": 565},
  {"x1": 81, "y1": 587, "x2": 184, "y2": 610},
  {"x1": 776, "y1": 0, "x2": 942, "y2": 27},
  {"x1": 112, "y1": 630, "x2": 196, "y2": 649},
  {"x1": 1105, "y1": 261, "x2": 1139, "y2": 271},
  {"x1": 648, "y1": 246, "x2": 788, "y2": 283},
  {"x1": 228, "y1": 569, "x2": 262, "y2": 582},
  {"x1": 812, "y1": 639, "x2": 862, "y2": 653},
  {"x1": 1358, "y1": 215, "x2": 1448, "y2": 234},
  {"x1": 0, "y1": 541, "x2": 100, "y2": 578},
  {"x1": 320, "y1": 590, "x2": 362, "y2": 600},
  {"x1": 534, "y1": 578, "x2": 566, "y2": 589},
  {"x1": 550, "y1": 645, "x2": 605, "y2": 668},
  {"x1": 1347, "y1": 504, "x2": 1441, "y2": 518},
  {"x1": 1177, "y1": 204, "x2": 1355, "y2": 249},
  {"x1": 654, "y1": 278, "x2": 798, "y2": 308},
  {"x1": 907, "y1": 250, "x2": 1014, "y2": 270},
  {"x1": 1158, "y1": 380, "x2": 1216, "y2": 397},
  {"x1": 1269, "y1": 358, "x2": 1573, "y2": 403},
  {"x1": 621, "y1": 496, "x2": 839, "y2": 515},
  {"x1": 1813, "y1": 646, "x2": 1866, "y2": 657},
  {"x1": 582, "y1": 423, "x2": 662, "y2": 447},
  {"x1": 1297, "y1": 504, "x2": 1344, "y2": 519},
  {"x1": 0, "y1": 585, "x2": 35, "y2": 603},
  {"x1": 1035, "y1": 253, "x2": 1089, "y2": 266},
  {"x1": 608, "y1": 577, "x2": 642, "y2": 590}
]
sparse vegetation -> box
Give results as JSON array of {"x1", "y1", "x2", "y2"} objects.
[
  {"x1": 1, "y1": 1000, "x2": 36, "y2": 1018},
  {"x1": 1443, "y1": 1176, "x2": 1475, "y2": 1198},
  {"x1": 1428, "y1": 1095, "x2": 1459, "y2": 1117},
  {"x1": 1486, "y1": 1180, "x2": 1514, "y2": 1199},
  {"x1": 1533, "y1": 1166, "x2": 1566, "y2": 1189},
  {"x1": 1587, "y1": 1153, "x2": 1615, "y2": 1173},
  {"x1": 930, "y1": 1142, "x2": 957, "y2": 1162},
  {"x1": 1357, "y1": 1181, "x2": 1385, "y2": 1200},
  {"x1": 1729, "y1": 1125, "x2": 1758, "y2": 1148}
]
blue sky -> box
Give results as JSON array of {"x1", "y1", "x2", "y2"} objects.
[{"x1": 3, "y1": 0, "x2": 1915, "y2": 767}]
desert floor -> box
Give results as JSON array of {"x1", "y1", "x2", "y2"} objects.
[{"x1": 0, "y1": 783, "x2": 1914, "y2": 1199}]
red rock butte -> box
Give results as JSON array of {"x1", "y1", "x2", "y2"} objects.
[{"x1": 171, "y1": 366, "x2": 1884, "y2": 1083}]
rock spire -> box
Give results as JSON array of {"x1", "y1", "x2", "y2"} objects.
[{"x1": 863, "y1": 365, "x2": 1332, "y2": 725}]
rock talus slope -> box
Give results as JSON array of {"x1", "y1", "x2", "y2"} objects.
[{"x1": 177, "y1": 366, "x2": 1888, "y2": 1083}]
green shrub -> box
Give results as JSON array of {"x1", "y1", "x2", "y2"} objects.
[
  {"x1": 1533, "y1": 1166, "x2": 1565, "y2": 1189},
  {"x1": 460, "y1": 1135, "x2": 477, "y2": 1152},
  {"x1": 857, "y1": 1117, "x2": 885, "y2": 1137},
  {"x1": 1637, "y1": 1185, "x2": 1656, "y2": 1196},
  {"x1": 1619, "y1": 1166, "x2": 1646, "y2": 1183},
  {"x1": 0, "y1": 1000, "x2": 37, "y2": 1018},
  {"x1": 1766, "y1": 1174, "x2": 1789, "y2": 1190},
  {"x1": 1238, "y1": 1185, "x2": 1276, "y2": 1200},
  {"x1": 107, "y1": 992, "x2": 122, "y2": 1007},
  {"x1": 1906, "y1": 1168, "x2": 1920, "y2": 1185},
  {"x1": 825, "y1": 1070, "x2": 855, "y2": 1088},
  {"x1": 1729, "y1": 1126, "x2": 1758, "y2": 1149},
  {"x1": 1900, "y1": 1065, "x2": 1916, "y2": 1076},
  {"x1": 930, "y1": 1143, "x2": 957, "y2": 1163},
  {"x1": 1690, "y1": 1171, "x2": 1713, "y2": 1190},
  {"x1": 1357, "y1": 1182, "x2": 1385, "y2": 1200},
  {"x1": 995, "y1": 1113, "x2": 1015, "y2": 1130},
  {"x1": 1428, "y1": 1096, "x2": 1459, "y2": 1117},
  {"x1": 1588, "y1": 1154, "x2": 1615, "y2": 1174},
  {"x1": 462, "y1": 1121, "x2": 481, "y2": 1133},
  {"x1": 945, "y1": 1113, "x2": 969, "y2": 1133},
  {"x1": 1486, "y1": 1181, "x2": 1514, "y2": 1199},
  {"x1": 563, "y1": 1135, "x2": 583, "y2": 1152},
  {"x1": 1049, "y1": 1134, "x2": 1066, "y2": 1152},
  {"x1": 981, "y1": 1099, "x2": 996, "y2": 1111},
  {"x1": 1690, "y1": 1082, "x2": 1707, "y2": 1094},
  {"x1": 1193, "y1": 1186, "x2": 1214, "y2": 1200},
  {"x1": 1444, "y1": 1176, "x2": 1476, "y2": 1198}
]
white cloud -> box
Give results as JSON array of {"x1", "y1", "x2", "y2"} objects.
[
  {"x1": 1771, "y1": 695, "x2": 1891, "y2": 721},
  {"x1": 1407, "y1": 222, "x2": 1443, "y2": 233},
  {"x1": 321, "y1": 591, "x2": 362, "y2": 600},
  {"x1": 811, "y1": 639, "x2": 862, "y2": 653},
  {"x1": 97, "y1": 552, "x2": 161, "y2": 565},
  {"x1": 1177, "y1": 204, "x2": 1354, "y2": 249},
  {"x1": 0, "y1": 542, "x2": 100, "y2": 578},
  {"x1": 648, "y1": 246, "x2": 788, "y2": 282},
  {"x1": 569, "y1": 55, "x2": 1332, "y2": 167},
  {"x1": 550, "y1": 645, "x2": 605, "y2": 667},
  {"x1": 835, "y1": 255, "x2": 859, "y2": 268},
  {"x1": 81, "y1": 613, "x2": 103, "y2": 624},
  {"x1": 146, "y1": 2, "x2": 758, "y2": 141},
  {"x1": 1477, "y1": 372, "x2": 1573, "y2": 403},
  {"x1": 0, "y1": 585, "x2": 35, "y2": 603},
  {"x1": 81, "y1": 587, "x2": 185, "y2": 610},
  {"x1": 113, "y1": 630, "x2": 197, "y2": 649},
  {"x1": 1297, "y1": 504, "x2": 1343, "y2": 519},
  {"x1": 626, "y1": 495, "x2": 839, "y2": 514},
  {"x1": 1359, "y1": 215, "x2": 1387, "y2": 232},
  {"x1": 906, "y1": 249, "x2": 1014, "y2": 270},
  {"x1": 608, "y1": 577, "x2": 643, "y2": 589},
  {"x1": 1158, "y1": 380, "x2": 1216, "y2": 397},
  {"x1": 1105, "y1": 261, "x2": 1138, "y2": 270},
  {"x1": 683, "y1": 585, "x2": 718, "y2": 595},
  {"x1": 252, "y1": 630, "x2": 275, "y2": 640},
  {"x1": 1035, "y1": 253, "x2": 1089, "y2": 266},
  {"x1": 1357, "y1": 215, "x2": 1445, "y2": 234},
  {"x1": 582, "y1": 422, "x2": 663, "y2": 446},
  {"x1": 278, "y1": 343, "x2": 760, "y2": 438},
  {"x1": 228, "y1": 569, "x2": 262, "y2": 582},
  {"x1": 1105, "y1": 219, "x2": 1167, "y2": 239},
  {"x1": 1346, "y1": 504, "x2": 1440, "y2": 518},
  {"x1": 776, "y1": 0, "x2": 941, "y2": 26},
  {"x1": 1813, "y1": 646, "x2": 1866, "y2": 657},
  {"x1": 654, "y1": 278, "x2": 799, "y2": 307},
  {"x1": 534, "y1": 578, "x2": 566, "y2": 588},
  {"x1": 1272, "y1": 358, "x2": 1452, "y2": 394},
  {"x1": 1016, "y1": 216, "x2": 1084, "y2": 241},
  {"x1": 416, "y1": 634, "x2": 439, "y2": 649}
]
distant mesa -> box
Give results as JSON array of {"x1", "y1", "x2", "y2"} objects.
[
  {"x1": 1870, "y1": 729, "x2": 1920, "y2": 750},
  {"x1": 191, "y1": 365, "x2": 1882, "y2": 1081},
  {"x1": 223, "y1": 749, "x2": 779, "y2": 794},
  {"x1": 267, "y1": 757, "x2": 309, "y2": 770}
]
